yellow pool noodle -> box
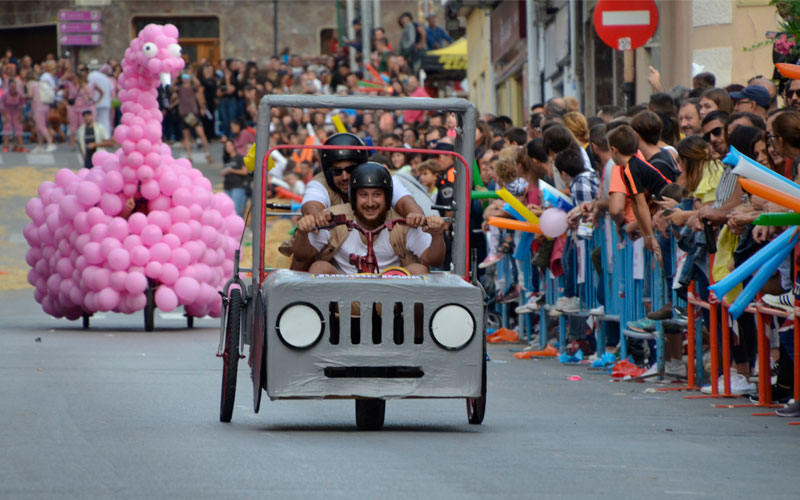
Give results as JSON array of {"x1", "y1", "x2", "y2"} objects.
[{"x1": 497, "y1": 187, "x2": 540, "y2": 224}]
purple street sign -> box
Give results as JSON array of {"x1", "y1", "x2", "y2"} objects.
[
  {"x1": 58, "y1": 10, "x2": 101, "y2": 21},
  {"x1": 60, "y1": 34, "x2": 103, "y2": 46},
  {"x1": 59, "y1": 22, "x2": 101, "y2": 33}
]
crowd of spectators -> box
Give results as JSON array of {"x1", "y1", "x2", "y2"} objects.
[{"x1": 3, "y1": 20, "x2": 799, "y2": 417}]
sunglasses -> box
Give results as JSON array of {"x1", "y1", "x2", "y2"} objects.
[
  {"x1": 785, "y1": 88, "x2": 800, "y2": 99},
  {"x1": 329, "y1": 164, "x2": 357, "y2": 176},
  {"x1": 426, "y1": 139, "x2": 439, "y2": 148},
  {"x1": 703, "y1": 127, "x2": 723, "y2": 142}
]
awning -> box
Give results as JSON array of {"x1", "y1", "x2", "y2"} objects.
[{"x1": 421, "y1": 37, "x2": 467, "y2": 80}]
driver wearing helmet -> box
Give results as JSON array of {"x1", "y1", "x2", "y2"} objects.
[
  {"x1": 301, "y1": 132, "x2": 425, "y2": 227},
  {"x1": 294, "y1": 162, "x2": 445, "y2": 275}
]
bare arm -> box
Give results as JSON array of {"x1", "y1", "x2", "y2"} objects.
[
  {"x1": 395, "y1": 195, "x2": 425, "y2": 228},
  {"x1": 291, "y1": 228, "x2": 320, "y2": 272},
  {"x1": 420, "y1": 216, "x2": 446, "y2": 268}
]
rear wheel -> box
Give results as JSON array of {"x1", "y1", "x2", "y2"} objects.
[
  {"x1": 355, "y1": 399, "x2": 385, "y2": 430},
  {"x1": 220, "y1": 289, "x2": 242, "y2": 422},
  {"x1": 144, "y1": 284, "x2": 155, "y2": 332}
]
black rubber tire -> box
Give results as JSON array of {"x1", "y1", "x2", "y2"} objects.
[
  {"x1": 144, "y1": 285, "x2": 155, "y2": 332},
  {"x1": 220, "y1": 289, "x2": 242, "y2": 423},
  {"x1": 355, "y1": 399, "x2": 386, "y2": 431},
  {"x1": 467, "y1": 344, "x2": 487, "y2": 425},
  {"x1": 82, "y1": 314, "x2": 90, "y2": 329},
  {"x1": 186, "y1": 314, "x2": 194, "y2": 328}
]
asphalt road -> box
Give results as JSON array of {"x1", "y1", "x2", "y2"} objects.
[
  {"x1": 0, "y1": 285, "x2": 797, "y2": 500},
  {"x1": 1, "y1": 143, "x2": 797, "y2": 499}
]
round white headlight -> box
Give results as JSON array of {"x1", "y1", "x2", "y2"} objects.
[
  {"x1": 276, "y1": 303, "x2": 324, "y2": 349},
  {"x1": 430, "y1": 304, "x2": 475, "y2": 350}
]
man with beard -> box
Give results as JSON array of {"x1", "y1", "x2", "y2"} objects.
[
  {"x1": 678, "y1": 98, "x2": 703, "y2": 137},
  {"x1": 294, "y1": 162, "x2": 445, "y2": 274},
  {"x1": 701, "y1": 110, "x2": 729, "y2": 159},
  {"x1": 784, "y1": 78, "x2": 800, "y2": 112}
]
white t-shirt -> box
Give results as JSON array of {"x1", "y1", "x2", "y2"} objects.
[
  {"x1": 302, "y1": 175, "x2": 411, "y2": 209},
  {"x1": 308, "y1": 224, "x2": 431, "y2": 274},
  {"x1": 88, "y1": 70, "x2": 113, "y2": 108}
]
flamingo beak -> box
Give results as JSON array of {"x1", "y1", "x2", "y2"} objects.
[{"x1": 159, "y1": 72, "x2": 171, "y2": 87}]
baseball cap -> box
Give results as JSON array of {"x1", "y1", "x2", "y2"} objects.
[{"x1": 730, "y1": 85, "x2": 771, "y2": 109}]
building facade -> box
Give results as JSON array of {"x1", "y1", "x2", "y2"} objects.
[
  {"x1": 0, "y1": 0, "x2": 420, "y2": 66},
  {"x1": 460, "y1": 0, "x2": 780, "y2": 119}
]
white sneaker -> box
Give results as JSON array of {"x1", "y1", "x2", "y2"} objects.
[
  {"x1": 665, "y1": 359, "x2": 687, "y2": 377},
  {"x1": 45, "y1": 143, "x2": 57, "y2": 152},
  {"x1": 700, "y1": 373, "x2": 757, "y2": 394},
  {"x1": 729, "y1": 373, "x2": 757, "y2": 394},
  {"x1": 762, "y1": 292, "x2": 794, "y2": 312},
  {"x1": 642, "y1": 363, "x2": 660, "y2": 377},
  {"x1": 589, "y1": 305, "x2": 604, "y2": 316},
  {"x1": 31, "y1": 145, "x2": 43, "y2": 153},
  {"x1": 558, "y1": 296, "x2": 580, "y2": 313},
  {"x1": 515, "y1": 301, "x2": 539, "y2": 314},
  {"x1": 479, "y1": 253, "x2": 504, "y2": 269}
]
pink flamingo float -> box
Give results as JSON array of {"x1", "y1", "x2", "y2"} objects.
[{"x1": 24, "y1": 24, "x2": 244, "y2": 327}]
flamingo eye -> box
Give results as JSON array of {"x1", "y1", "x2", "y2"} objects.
[
  {"x1": 168, "y1": 44, "x2": 182, "y2": 58},
  {"x1": 142, "y1": 43, "x2": 158, "y2": 58}
]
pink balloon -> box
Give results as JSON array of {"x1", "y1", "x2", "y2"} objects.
[
  {"x1": 137, "y1": 139, "x2": 153, "y2": 154},
  {"x1": 225, "y1": 215, "x2": 245, "y2": 237},
  {"x1": 149, "y1": 242, "x2": 171, "y2": 263},
  {"x1": 169, "y1": 222, "x2": 191, "y2": 243},
  {"x1": 141, "y1": 179, "x2": 160, "y2": 200},
  {"x1": 110, "y1": 271, "x2": 128, "y2": 292},
  {"x1": 145, "y1": 261, "x2": 163, "y2": 279},
  {"x1": 130, "y1": 245, "x2": 150, "y2": 266},
  {"x1": 84, "y1": 242, "x2": 103, "y2": 265},
  {"x1": 182, "y1": 241, "x2": 203, "y2": 262},
  {"x1": 128, "y1": 292, "x2": 148, "y2": 310},
  {"x1": 172, "y1": 187, "x2": 192, "y2": 207},
  {"x1": 149, "y1": 195, "x2": 171, "y2": 211},
  {"x1": 114, "y1": 124, "x2": 130, "y2": 143},
  {"x1": 26, "y1": 198, "x2": 45, "y2": 223},
  {"x1": 59, "y1": 195, "x2": 81, "y2": 221},
  {"x1": 160, "y1": 262, "x2": 179, "y2": 284},
  {"x1": 108, "y1": 217, "x2": 129, "y2": 240},
  {"x1": 124, "y1": 271, "x2": 148, "y2": 294},
  {"x1": 76, "y1": 181, "x2": 101, "y2": 206},
  {"x1": 137, "y1": 165, "x2": 154, "y2": 181},
  {"x1": 160, "y1": 171, "x2": 179, "y2": 195},
  {"x1": 128, "y1": 212, "x2": 148, "y2": 234},
  {"x1": 174, "y1": 276, "x2": 199, "y2": 302},
  {"x1": 122, "y1": 234, "x2": 142, "y2": 250},
  {"x1": 200, "y1": 226, "x2": 217, "y2": 246},
  {"x1": 145, "y1": 151, "x2": 161, "y2": 168},
  {"x1": 54, "y1": 168, "x2": 74, "y2": 188},
  {"x1": 540, "y1": 208, "x2": 569, "y2": 238},
  {"x1": 100, "y1": 237, "x2": 121, "y2": 256},
  {"x1": 100, "y1": 192, "x2": 124, "y2": 215},
  {"x1": 122, "y1": 183, "x2": 138, "y2": 196},
  {"x1": 89, "y1": 223, "x2": 109, "y2": 242},
  {"x1": 155, "y1": 286, "x2": 178, "y2": 312},
  {"x1": 170, "y1": 247, "x2": 191, "y2": 270},
  {"x1": 103, "y1": 170, "x2": 124, "y2": 193},
  {"x1": 121, "y1": 167, "x2": 137, "y2": 182},
  {"x1": 148, "y1": 210, "x2": 171, "y2": 231},
  {"x1": 108, "y1": 248, "x2": 131, "y2": 271},
  {"x1": 97, "y1": 288, "x2": 120, "y2": 312},
  {"x1": 140, "y1": 224, "x2": 163, "y2": 246}
]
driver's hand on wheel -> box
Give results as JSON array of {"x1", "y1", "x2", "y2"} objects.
[
  {"x1": 423, "y1": 215, "x2": 445, "y2": 235},
  {"x1": 297, "y1": 212, "x2": 329, "y2": 233},
  {"x1": 404, "y1": 211, "x2": 426, "y2": 228}
]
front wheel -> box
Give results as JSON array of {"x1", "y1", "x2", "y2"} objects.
[
  {"x1": 355, "y1": 399, "x2": 385, "y2": 430},
  {"x1": 467, "y1": 345, "x2": 487, "y2": 425},
  {"x1": 219, "y1": 289, "x2": 242, "y2": 422}
]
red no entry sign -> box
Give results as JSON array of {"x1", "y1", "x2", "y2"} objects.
[{"x1": 593, "y1": 0, "x2": 659, "y2": 51}]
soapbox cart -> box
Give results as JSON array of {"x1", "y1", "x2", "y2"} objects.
[{"x1": 217, "y1": 95, "x2": 486, "y2": 430}]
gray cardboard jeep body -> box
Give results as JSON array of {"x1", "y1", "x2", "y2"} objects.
[{"x1": 218, "y1": 94, "x2": 486, "y2": 428}]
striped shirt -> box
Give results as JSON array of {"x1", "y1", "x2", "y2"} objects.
[{"x1": 711, "y1": 164, "x2": 738, "y2": 209}]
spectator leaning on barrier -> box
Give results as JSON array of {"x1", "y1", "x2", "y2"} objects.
[{"x1": 607, "y1": 124, "x2": 669, "y2": 265}]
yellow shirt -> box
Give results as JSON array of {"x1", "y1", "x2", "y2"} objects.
[{"x1": 693, "y1": 160, "x2": 723, "y2": 204}]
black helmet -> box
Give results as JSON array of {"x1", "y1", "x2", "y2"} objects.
[
  {"x1": 348, "y1": 162, "x2": 393, "y2": 211},
  {"x1": 321, "y1": 133, "x2": 369, "y2": 193}
]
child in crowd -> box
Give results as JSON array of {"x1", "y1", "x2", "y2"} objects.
[
  {"x1": 285, "y1": 170, "x2": 306, "y2": 196},
  {"x1": 417, "y1": 159, "x2": 439, "y2": 202}
]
